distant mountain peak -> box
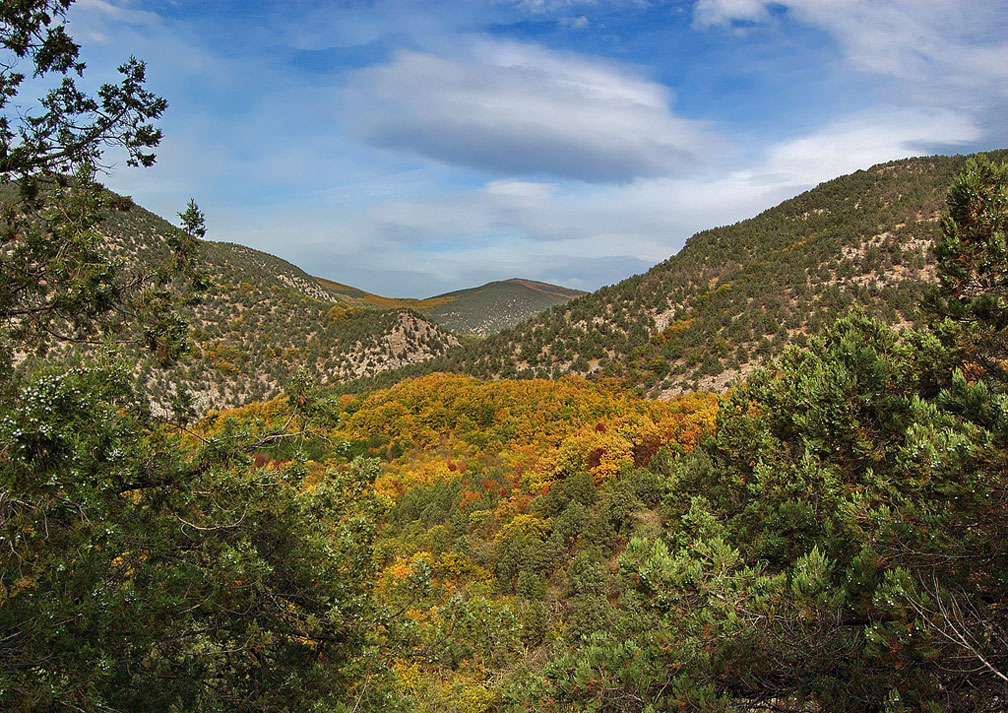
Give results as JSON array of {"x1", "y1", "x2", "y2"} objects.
[{"x1": 315, "y1": 276, "x2": 586, "y2": 336}]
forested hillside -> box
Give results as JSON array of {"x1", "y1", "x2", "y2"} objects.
[
  {"x1": 13, "y1": 194, "x2": 460, "y2": 411},
  {"x1": 196, "y1": 373, "x2": 720, "y2": 709},
  {"x1": 182, "y1": 155, "x2": 1008, "y2": 711},
  {"x1": 22, "y1": 194, "x2": 585, "y2": 411},
  {"x1": 384, "y1": 151, "x2": 1008, "y2": 396},
  {"x1": 413, "y1": 279, "x2": 586, "y2": 336}
]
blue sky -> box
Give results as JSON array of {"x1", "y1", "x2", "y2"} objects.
[{"x1": 60, "y1": 0, "x2": 1008, "y2": 296}]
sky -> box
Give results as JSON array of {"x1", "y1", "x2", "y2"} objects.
[{"x1": 56, "y1": 0, "x2": 1008, "y2": 297}]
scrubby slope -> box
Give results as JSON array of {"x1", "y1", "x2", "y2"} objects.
[
  {"x1": 403, "y1": 151, "x2": 1007, "y2": 395},
  {"x1": 420, "y1": 279, "x2": 586, "y2": 336},
  {"x1": 32, "y1": 196, "x2": 460, "y2": 411}
]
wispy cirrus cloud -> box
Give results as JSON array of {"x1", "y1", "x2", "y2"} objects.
[
  {"x1": 695, "y1": 0, "x2": 1008, "y2": 105},
  {"x1": 693, "y1": 0, "x2": 774, "y2": 28},
  {"x1": 753, "y1": 107, "x2": 983, "y2": 188}
]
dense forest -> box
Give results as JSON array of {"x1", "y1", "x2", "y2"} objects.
[{"x1": 2, "y1": 3, "x2": 1007, "y2": 712}]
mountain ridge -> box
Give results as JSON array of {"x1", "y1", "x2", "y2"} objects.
[
  {"x1": 18, "y1": 150, "x2": 1007, "y2": 409},
  {"x1": 13, "y1": 190, "x2": 587, "y2": 411},
  {"x1": 340, "y1": 149, "x2": 1008, "y2": 396}
]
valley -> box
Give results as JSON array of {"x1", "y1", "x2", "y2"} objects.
[
  {"x1": 3, "y1": 2, "x2": 1008, "y2": 710},
  {"x1": 7, "y1": 146, "x2": 1008, "y2": 713}
]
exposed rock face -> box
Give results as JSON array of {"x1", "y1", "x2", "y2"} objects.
[{"x1": 342, "y1": 311, "x2": 461, "y2": 379}]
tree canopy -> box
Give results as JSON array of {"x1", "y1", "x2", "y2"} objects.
[
  {"x1": 1, "y1": 3, "x2": 394, "y2": 711},
  {"x1": 923, "y1": 154, "x2": 1008, "y2": 388}
]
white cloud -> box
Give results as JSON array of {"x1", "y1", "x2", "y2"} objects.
[
  {"x1": 757, "y1": 108, "x2": 982, "y2": 187},
  {"x1": 693, "y1": 0, "x2": 772, "y2": 28},
  {"x1": 343, "y1": 38, "x2": 720, "y2": 182},
  {"x1": 562, "y1": 16, "x2": 590, "y2": 30},
  {"x1": 286, "y1": 104, "x2": 985, "y2": 294},
  {"x1": 695, "y1": 0, "x2": 1008, "y2": 104},
  {"x1": 484, "y1": 180, "x2": 559, "y2": 201},
  {"x1": 505, "y1": 0, "x2": 600, "y2": 14},
  {"x1": 73, "y1": 0, "x2": 164, "y2": 32}
]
